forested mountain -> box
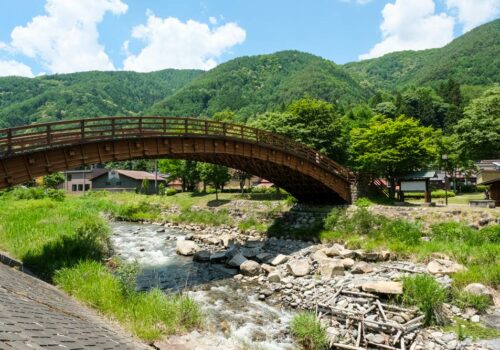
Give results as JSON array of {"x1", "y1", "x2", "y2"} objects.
[
  {"x1": 147, "y1": 51, "x2": 371, "y2": 121},
  {"x1": 0, "y1": 69, "x2": 203, "y2": 128},
  {"x1": 344, "y1": 19, "x2": 500, "y2": 90},
  {"x1": 0, "y1": 19, "x2": 498, "y2": 128}
]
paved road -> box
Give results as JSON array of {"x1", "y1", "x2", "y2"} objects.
[{"x1": 0, "y1": 263, "x2": 148, "y2": 349}]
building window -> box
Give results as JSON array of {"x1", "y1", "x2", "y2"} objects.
[
  {"x1": 72, "y1": 184, "x2": 77, "y2": 191},
  {"x1": 78, "y1": 184, "x2": 83, "y2": 191},
  {"x1": 116, "y1": 181, "x2": 122, "y2": 186},
  {"x1": 84, "y1": 184, "x2": 90, "y2": 191},
  {"x1": 67, "y1": 174, "x2": 72, "y2": 181}
]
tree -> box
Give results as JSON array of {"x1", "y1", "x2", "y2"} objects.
[
  {"x1": 453, "y1": 87, "x2": 500, "y2": 160},
  {"x1": 43, "y1": 172, "x2": 65, "y2": 189},
  {"x1": 234, "y1": 169, "x2": 252, "y2": 194},
  {"x1": 198, "y1": 163, "x2": 231, "y2": 201},
  {"x1": 349, "y1": 115, "x2": 439, "y2": 198},
  {"x1": 140, "y1": 179, "x2": 150, "y2": 194},
  {"x1": 400, "y1": 87, "x2": 451, "y2": 130},
  {"x1": 158, "y1": 159, "x2": 200, "y2": 191},
  {"x1": 248, "y1": 97, "x2": 347, "y2": 162},
  {"x1": 212, "y1": 108, "x2": 236, "y2": 122}
]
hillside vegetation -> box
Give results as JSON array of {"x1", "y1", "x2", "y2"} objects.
[{"x1": 344, "y1": 19, "x2": 500, "y2": 90}]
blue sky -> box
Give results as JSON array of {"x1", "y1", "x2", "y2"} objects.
[{"x1": 0, "y1": 0, "x2": 499, "y2": 77}]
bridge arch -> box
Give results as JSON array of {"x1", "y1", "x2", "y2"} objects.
[{"x1": 0, "y1": 117, "x2": 353, "y2": 203}]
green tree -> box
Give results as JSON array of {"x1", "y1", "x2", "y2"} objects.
[
  {"x1": 349, "y1": 115, "x2": 439, "y2": 198},
  {"x1": 212, "y1": 108, "x2": 236, "y2": 122},
  {"x1": 198, "y1": 163, "x2": 231, "y2": 200},
  {"x1": 400, "y1": 87, "x2": 451, "y2": 130},
  {"x1": 453, "y1": 87, "x2": 500, "y2": 161},
  {"x1": 248, "y1": 97, "x2": 347, "y2": 162},
  {"x1": 234, "y1": 169, "x2": 252, "y2": 194},
  {"x1": 140, "y1": 179, "x2": 150, "y2": 194},
  {"x1": 158, "y1": 159, "x2": 200, "y2": 192},
  {"x1": 43, "y1": 172, "x2": 65, "y2": 189}
]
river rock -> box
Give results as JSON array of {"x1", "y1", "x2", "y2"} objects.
[
  {"x1": 464, "y1": 283, "x2": 493, "y2": 300},
  {"x1": 261, "y1": 264, "x2": 275, "y2": 274},
  {"x1": 341, "y1": 258, "x2": 355, "y2": 268},
  {"x1": 323, "y1": 245, "x2": 342, "y2": 257},
  {"x1": 311, "y1": 250, "x2": 328, "y2": 262},
  {"x1": 362, "y1": 281, "x2": 403, "y2": 295},
  {"x1": 256, "y1": 252, "x2": 273, "y2": 263},
  {"x1": 220, "y1": 235, "x2": 234, "y2": 247},
  {"x1": 209, "y1": 251, "x2": 227, "y2": 262},
  {"x1": 320, "y1": 261, "x2": 344, "y2": 278},
  {"x1": 287, "y1": 260, "x2": 311, "y2": 277},
  {"x1": 240, "y1": 260, "x2": 261, "y2": 276},
  {"x1": 352, "y1": 262, "x2": 374, "y2": 274},
  {"x1": 270, "y1": 254, "x2": 288, "y2": 266},
  {"x1": 268, "y1": 271, "x2": 281, "y2": 283},
  {"x1": 193, "y1": 250, "x2": 211, "y2": 261},
  {"x1": 427, "y1": 259, "x2": 467, "y2": 275},
  {"x1": 241, "y1": 247, "x2": 261, "y2": 258},
  {"x1": 176, "y1": 240, "x2": 199, "y2": 256},
  {"x1": 227, "y1": 253, "x2": 248, "y2": 268}
]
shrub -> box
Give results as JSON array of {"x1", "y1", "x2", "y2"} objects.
[
  {"x1": 381, "y1": 219, "x2": 422, "y2": 245},
  {"x1": 46, "y1": 188, "x2": 65, "y2": 201},
  {"x1": 12, "y1": 187, "x2": 46, "y2": 200},
  {"x1": 323, "y1": 207, "x2": 347, "y2": 231},
  {"x1": 402, "y1": 275, "x2": 448, "y2": 326},
  {"x1": 158, "y1": 183, "x2": 166, "y2": 195},
  {"x1": 291, "y1": 312, "x2": 328, "y2": 350},
  {"x1": 452, "y1": 290, "x2": 492, "y2": 313},
  {"x1": 355, "y1": 197, "x2": 372, "y2": 208},
  {"x1": 166, "y1": 188, "x2": 177, "y2": 196},
  {"x1": 348, "y1": 207, "x2": 383, "y2": 235},
  {"x1": 431, "y1": 222, "x2": 499, "y2": 246},
  {"x1": 114, "y1": 201, "x2": 161, "y2": 221}
]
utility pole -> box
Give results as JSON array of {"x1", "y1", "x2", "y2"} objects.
[
  {"x1": 154, "y1": 159, "x2": 158, "y2": 194},
  {"x1": 442, "y1": 154, "x2": 448, "y2": 206}
]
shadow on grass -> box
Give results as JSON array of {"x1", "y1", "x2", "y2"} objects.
[
  {"x1": 207, "y1": 199, "x2": 231, "y2": 207},
  {"x1": 23, "y1": 233, "x2": 108, "y2": 281}
]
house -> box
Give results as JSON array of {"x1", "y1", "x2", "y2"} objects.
[
  {"x1": 91, "y1": 169, "x2": 167, "y2": 194},
  {"x1": 477, "y1": 160, "x2": 500, "y2": 206},
  {"x1": 59, "y1": 168, "x2": 107, "y2": 194}
]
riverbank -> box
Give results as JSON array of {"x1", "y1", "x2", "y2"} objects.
[{"x1": 0, "y1": 189, "x2": 498, "y2": 349}]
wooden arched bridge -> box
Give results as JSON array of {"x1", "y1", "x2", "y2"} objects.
[{"x1": 0, "y1": 117, "x2": 353, "y2": 203}]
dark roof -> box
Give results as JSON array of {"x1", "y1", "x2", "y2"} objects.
[
  {"x1": 91, "y1": 169, "x2": 166, "y2": 182},
  {"x1": 400, "y1": 170, "x2": 438, "y2": 180}
]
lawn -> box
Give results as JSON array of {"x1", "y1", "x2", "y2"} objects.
[{"x1": 407, "y1": 192, "x2": 485, "y2": 205}]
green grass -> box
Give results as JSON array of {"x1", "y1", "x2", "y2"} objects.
[
  {"x1": 442, "y1": 318, "x2": 500, "y2": 340},
  {"x1": 407, "y1": 192, "x2": 484, "y2": 205},
  {"x1": 402, "y1": 275, "x2": 448, "y2": 326},
  {"x1": 55, "y1": 261, "x2": 203, "y2": 341},
  {"x1": 0, "y1": 192, "x2": 203, "y2": 341},
  {"x1": 290, "y1": 312, "x2": 328, "y2": 350},
  {"x1": 452, "y1": 290, "x2": 493, "y2": 313}
]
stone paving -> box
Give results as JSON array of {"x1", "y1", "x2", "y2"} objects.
[{"x1": 0, "y1": 263, "x2": 148, "y2": 350}]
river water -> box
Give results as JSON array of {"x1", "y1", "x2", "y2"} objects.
[{"x1": 110, "y1": 221, "x2": 295, "y2": 349}]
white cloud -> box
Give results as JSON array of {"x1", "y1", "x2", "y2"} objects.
[
  {"x1": 123, "y1": 14, "x2": 246, "y2": 71},
  {"x1": 9, "y1": 0, "x2": 127, "y2": 74},
  {"x1": 0, "y1": 60, "x2": 34, "y2": 77},
  {"x1": 446, "y1": 0, "x2": 500, "y2": 32},
  {"x1": 340, "y1": 0, "x2": 373, "y2": 5},
  {"x1": 209, "y1": 16, "x2": 218, "y2": 25},
  {"x1": 359, "y1": 0, "x2": 454, "y2": 60}
]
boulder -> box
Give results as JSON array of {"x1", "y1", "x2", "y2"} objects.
[
  {"x1": 209, "y1": 251, "x2": 227, "y2": 262},
  {"x1": 363, "y1": 252, "x2": 381, "y2": 261},
  {"x1": 427, "y1": 259, "x2": 467, "y2": 275},
  {"x1": 268, "y1": 271, "x2": 282, "y2": 283},
  {"x1": 227, "y1": 253, "x2": 248, "y2": 268},
  {"x1": 241, "y1": 247, "x2": 261, "y2": 259},
  {"x1": 341, "y1": 258, "x2": 355, "y2": 269},
  {"x1": 176, "y1": 240, "x2": 199, "y2": 256},
  {"x1": 352, "y1": 262, "x2": 374, "y2": 274},
  {"x1": 270, "y1": 254, "x2": 289, "y2": 266},
  {"x1": 193, "y1": 250, "x2": 211, "y2": 261},
  {"x1": 464, "y1": 283, "x2": 493, "y2": 300},
  {"x1": 287, "y1": 260, "x2": 311, "y2": 277},
  {"x1": 256, "y1": 252, "x2": 273, "y2": 263},
  {"x1": 362, "y1": 281, "x2": 403, "y2": 295},
  {"x1": 319, "y1": 261, "x2": 344, "y2": 278},
  {"x1": 220, "y1": 235, "x2": 235, "y2": 248},
  {"x1": 240, "y1": 260, "x2": 261, "y2": 276},
  {"x1": 323, "y1": 245, "x2": 342, "y2": 257},
  {"x1": 261, "y1": 263, "x2": 275, "y2": 274},
  {"x1": 311, "y1": 250, "x2": 328, "y2": 262}
]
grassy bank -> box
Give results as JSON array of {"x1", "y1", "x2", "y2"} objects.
[{"x1": 0, "y1": 190, "x2": 202, "y2": 341}]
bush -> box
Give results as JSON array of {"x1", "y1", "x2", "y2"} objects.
[
  {"x1": 166, "y1": 188, "x2": 177, "y2": 196},
  {"x1": 12, "y1": 187, "x2": 46, "y2": 200},
  {"x1": 291, "y1": 312, "x2": 328, "y2": 350},
  {"x1": 402, "y1": 275, "x2": 448, "y2": 326},
  {"x1": 381, "y1": 219, "x2": 422, "y2": 245},
  {"x1": 355, "y1": 197, "x2": 373, "y2": 208},
  {"x1": 158, "y1": 183, "x2": 166, "y2": 196},
  {"x1": 431, "y1": 222, "x2": 499, "y2": 246},
  {"x1": 323, "y1": 207, "x2": 347, "y2": 231},
  {"x1": 114, "y1": 201, "x2": 161, "y2": 221},
  {"x1": 46, "y1": 188, "x2": 65, "y2": 201},
  {"x1": 452, "y1": 290, "x2": 492, "y2": 313},
  {"x1": 404, "y1": 190, "x2": 456, "y2": 199}
]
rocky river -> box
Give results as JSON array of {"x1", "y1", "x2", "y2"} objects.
[{"x1": 110, "y1": 221, "x2": 295, "y2": 349}]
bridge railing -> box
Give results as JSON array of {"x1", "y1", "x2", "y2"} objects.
[{"x1": 0, "y1": 116, "x2": 350, "y2": 180}]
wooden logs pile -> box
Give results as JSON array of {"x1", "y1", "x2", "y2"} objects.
[{"x1": 316, "y1": 287, "x2": 424, "y2": 350}]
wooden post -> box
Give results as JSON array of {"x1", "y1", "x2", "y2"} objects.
[
  {"x1": 7, "y1": 129, "x2": 12, "y2": 153},
  {"x1": 425, "y1": 179, "x2": 431, "y2": 203},
  {"x1": 46, "y1": 125, "x2": 51, "y2": 145},
  {"x1": 80, "y1": 120, "x2": 85, "y2": 140},
  {"x1": 111, "y1": 118, "x2": 115, "y2": 137}
]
